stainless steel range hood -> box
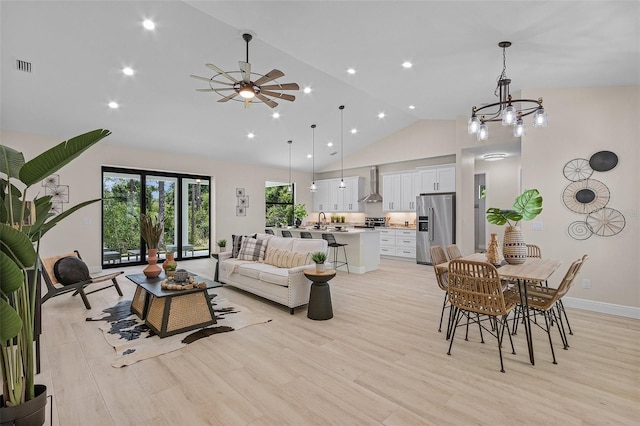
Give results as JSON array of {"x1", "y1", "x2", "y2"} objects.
[{"x1": 358, "y1": 166, "x2": 383, "y2": 203}]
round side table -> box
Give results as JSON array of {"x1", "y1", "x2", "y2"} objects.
[{"x1": 303, "y1": 269, "x2": 336, "y2": 320}]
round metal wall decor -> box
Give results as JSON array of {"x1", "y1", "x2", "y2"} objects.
[
  {"x1": 586, "y1": 207, "x2": 625, "y2": 237},
  {"x1": 563, "y1": 179, "x2": 610, "y2": 214},
  {"x1": 567, "y1": 221, "x2": 592, "y2": 240},
  {"x1": 589, "y1": 151, "x2": 618, "y2": 172},
  {"x1": 563, "y1": 158, "x2": 593, "y2": 181}
]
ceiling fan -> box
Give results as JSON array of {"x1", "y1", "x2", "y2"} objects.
[{"x1": 191, "y1": 33, "x2": 299, "y2": 108}]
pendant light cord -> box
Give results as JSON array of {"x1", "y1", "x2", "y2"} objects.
[
  {"x1": 311, "y1": 124, "x2": 316, "y2": 185},
  {"x1": 339, "y1": 105, "x2": 345, "y2": 184}
]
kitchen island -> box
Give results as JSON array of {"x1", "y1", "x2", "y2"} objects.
[{"x1": 271, "y1": 227, "x2": 380, "y2": 274}]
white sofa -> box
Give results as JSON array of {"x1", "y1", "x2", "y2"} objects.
[{"x1": 218, "y1": 234, "x2": 328, "y2": 314}]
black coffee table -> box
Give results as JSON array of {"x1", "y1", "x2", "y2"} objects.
[{"x1": 126, "y1": 272, "x2": 221, "y2": 338}]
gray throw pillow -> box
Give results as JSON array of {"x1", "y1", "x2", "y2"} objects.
[{"x1": 53, "y1": 256, "x2": 91, "y2": 285}]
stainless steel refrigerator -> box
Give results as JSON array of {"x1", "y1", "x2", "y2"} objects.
[{"x1": 416, "y1": 193, "x2": 456, "y2": 265}]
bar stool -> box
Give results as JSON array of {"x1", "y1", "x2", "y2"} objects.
[
  {"x1": 281, "y1": 230, "x2": 292, "y2": 238},
  {"x1": 300, "y1": 231, "x2": 313, "y2": 239},
  {"x1": 322, "y1": 233, "x2": 349, "y2": 273},
  {"x1": 265, "y1": 229, "x2": 275, "y2": 235}
]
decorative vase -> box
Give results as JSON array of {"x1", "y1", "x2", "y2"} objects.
[
  {"x1": 0, "y1": 384, "x2": 47, "y2": 426},
  {"x1": 143, "y1": 248, "x2": 162, "y2": 278},
  {"x1": 162, "y1": 252, "x2": 177, "y2": 272},
  {"x1": 315, "y1": 263, "x2": 325, "y2": 273},
  {"x1": 486, "y1": 233, "x2": 504, "y2": 266},
  {"x1": 502, "y1": 226, "x2": 527, "y2": 265}
]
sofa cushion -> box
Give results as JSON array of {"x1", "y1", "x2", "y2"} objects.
[
  {"x1": 53, "y1": 256, "x2": 91, "y2": 285},
  {"x1": 259, "y1": 268, "x2": 290, "y2": 287},
  {"x1": 264, "y1": 249, "x2": 311, "y2": 269},
  {"x1": 237, "y1": 237, "x2": 266, "y2": 261},
  {"x1": 231, "y1": 234, "x2": 256, "y2": 258}
]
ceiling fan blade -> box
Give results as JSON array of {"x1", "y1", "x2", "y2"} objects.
[
  {"x1": 218, "y1": 92, "x2": 240, "y2": 103},
  {"x1": 254, "y1": 69, "x2": 285, "y2": 86},
  {"x1": 206, "y1": 63, "x2": 239, "y2": 83},
  {"x1": 190, "y1": 75, "x2": 235, "y2": 86},
  {"x1": 259, "y1": 83, "x2": 300, "y2": 91},
  {"x1": 239, "y1": 61, "x2": 251, "y2": 83},
  {"x1": 255, "y1": 93, "x2": 278, "y2": 108},
  {"x1": 196, "y1": 88, "x2": 235, "y2": 92},
  {"x1": 260, "y1": 90, "x2": 296, "y2": 102}
]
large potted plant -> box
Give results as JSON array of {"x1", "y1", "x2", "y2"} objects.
[
  {"x1": 0, "y1": 129, "x2": 111, "y2": 424},
  {"x1": 486, "y1": 188, "x2": 543, "y2": 264},
  {"x1": 293, "y1": 203, "x2": 307, "y2": 228},
  {"x1": 140, "y1": 213, "x2": 164, "y2": 278}
]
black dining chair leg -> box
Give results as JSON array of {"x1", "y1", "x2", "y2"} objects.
[
  {"x1": 438, "y1": 292, "x2": 448, "y2": 333},
  {"x1": 447, "y1": 307, "x2": 463, "y2": 355},
  {"x1": 557, "y1": 299, "x2": 573, "y2": 335},
  {"x1": 543, "y1": 311, "x2": 558, "y2": 365}
]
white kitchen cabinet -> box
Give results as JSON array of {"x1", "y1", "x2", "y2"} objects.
[
  {"x1": 312, "y1": 180, "x2": 329, "y2": 212},
  {"x1": 313, "y1": 176, "x2": 363, "y2": 212},
  {"x1": 417, "y1": 164, "x2": 456, "y2": 194},
  {"x1": 382, "y1": 173, "x2": 402, "y2": 211},
  {"x1": 379, "y1": 228, "x2": 416, "y2": 259},
  {"x1": 383, "y1": 172, "x2": 418, "y2": 212},
  {"x1": 400, "y1": 172, "x2": 419, "y2": 211},
  {"x1": 379, "y1": 229, "x2": 396, "y2": 256}
]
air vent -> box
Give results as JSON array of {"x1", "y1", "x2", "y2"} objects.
[{"x1": 16, "y1": 60, "x2": 32, "y2": 73}]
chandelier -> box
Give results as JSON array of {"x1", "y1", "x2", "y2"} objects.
[{"x1": 468, "y1": 41, "x2": 548, "y2": 140}]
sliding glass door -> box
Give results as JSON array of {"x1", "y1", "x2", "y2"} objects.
[{"x1": 102, "y1": 167, "x2": 210, "y2": 267}]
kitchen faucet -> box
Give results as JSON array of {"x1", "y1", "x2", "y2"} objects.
[{"x1": 318, "y1": 212, "x2": 326, "y2": 226}]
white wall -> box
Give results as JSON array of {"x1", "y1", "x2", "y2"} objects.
[{"x1": 2, "y1": 129, "x2": 314, "y2": 270}]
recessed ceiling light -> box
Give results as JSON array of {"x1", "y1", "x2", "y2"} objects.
[
  {"x1": 327, "y1": 142, "x2": 333, "y2": 147},
  {"x1": 378, "y1": 112, "x2": 385, "y2": 119},
  {"x1": 306, "y1": 154, "x2": 312, "y2": 159},
  {"x1": 350, "y1": 128, "x2": 357, "y2": 134},
  {"x1": 247, "y1": 132, "x2": 255, "y2": 139},
  {"x1": 108, "y1": 101, "x2": 119, "y2": 109},
  {"x1": 347, "y1": 68, "x2": 356, "y2": 75},
  {"x1": 408, "y1": 105, "x2": 416, "y2": 110},
  {"x1": 482, "y1": 153, "x2": 506, "y2": 161},
  {"x1": 122, "y1": 67, "x2": 134, "y2": 76},
  {"x1": 272, "y1": 112, "x2": 280, "y2": 119},
  {"x1": 142, "y1": 19, "x2": 155, "y2": 30},
  {"x1": 402, "y1": 61, "x2": 413, "y2": 69},
  {"x1": 303, "y1": 86, "x2": 312, "y2": 94}
]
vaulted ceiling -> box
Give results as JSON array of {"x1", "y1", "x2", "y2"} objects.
[{"x1": 1, "y1": 1, "x2": 638, "y2": 171}]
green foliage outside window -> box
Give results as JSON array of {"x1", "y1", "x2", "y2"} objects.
[{"x1": 265, "y1": 184, "x2": 294, "y2": 226}]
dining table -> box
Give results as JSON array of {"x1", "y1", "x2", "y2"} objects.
[{"x1": 436, "y1": 252, "x2": 562, "y2": 365}]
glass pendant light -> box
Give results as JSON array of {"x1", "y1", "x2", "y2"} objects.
[
  {"x1": 477, "y1": 123, "x2": 489, "y2": 141},
  {"x1": 533, "y1": 107, "x2": 548, "y2": 127},
  {"x1": 339, "y1": 105, "x2": 346, "y2": 189},
  {"x1": 513, "y1": 117, "x2": 525, "y2": 137},
  {"x1": 287, "y1": 140, "x2": 293, "y2": 193},
  {"x1": 310, "y1": 124, "x2": 317, "y2": 192},
  {"x1": 468, "y1": 114, "x2": 480, "y2": 134},
  {"x1": 502, "y1": 104, "x2": 517, "y2": 125}
]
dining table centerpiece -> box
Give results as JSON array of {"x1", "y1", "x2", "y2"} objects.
[{"x1": 486, "y1": 189, "x2": 543, "y2": 264}]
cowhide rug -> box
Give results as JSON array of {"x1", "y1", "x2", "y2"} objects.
[{"x1": 87, "y1": 297, "x2": 271, "y2": 367}]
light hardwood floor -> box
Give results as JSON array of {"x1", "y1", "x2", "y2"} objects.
[{"x1": 38, "y1": 257, "x2": 639, "y2": 425}]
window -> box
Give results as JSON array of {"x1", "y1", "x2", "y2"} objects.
[
  {"x1": 102, "y1": 167, "x2": 210, "y2": 267},
  {"x1": 265, "y1": 181, "x2": 294, "y2": 227}
]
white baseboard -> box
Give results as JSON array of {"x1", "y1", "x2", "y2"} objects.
[{"x1": 562, "y1": 297, "x2": 640, "y2": 319}]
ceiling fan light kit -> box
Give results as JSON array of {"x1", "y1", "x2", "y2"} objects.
[
  {"x1": 191, "y1": 33, "x2": 299, "y2": 108},
  {"x1": 468, "y1": 41, "x2": 548, "y2": 141}
]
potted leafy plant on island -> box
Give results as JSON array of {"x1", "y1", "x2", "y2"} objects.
[
  {"x1": 486, "y1": 188, "x2": 543, "y2": 264},
  {"x1": 0, "y1": 129, "x2": 111, "y2": 425},
  {"x1": 293, "y1": 203, "x2": 307, "y2": 228},
  {"x1": 311, "y1": 251, "x2": 327, "y2": 273},
  {"x1": 140, "y1": 213, "x2": 164, "y2": 278}
]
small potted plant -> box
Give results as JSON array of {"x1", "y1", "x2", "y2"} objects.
[
  {"x1": 217, "y1": 239, "x2": 227, "y2": 252},
  {"x1": 165, "y1": 262, "x2": 178, "y2": 278},
  {"x1": 311, "y1": 251, "x2": 328, "y2": 273}
]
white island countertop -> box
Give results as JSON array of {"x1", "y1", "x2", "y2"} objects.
[{"x1": 268, "y1": 227, "x2": 380, "y2": 273}]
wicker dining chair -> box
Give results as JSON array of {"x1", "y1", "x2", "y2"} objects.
[
  {"x1": 430, "y1": 246, "x2": 451, "y2": 335},
  {"x1": 446, "y1": 244, "x2": 462, "y2": 261},
  {"x1": 505, "y1": 255, "x2": 587, "y2": 363},
  {"x1": 447, "y1": 259, "x2": 517, "y2": 372},
  {"x1": 527, "y1": 244, "x2": 542, "y2": 258}
]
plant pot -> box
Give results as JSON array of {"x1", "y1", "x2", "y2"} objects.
[
  {"x1": 315, "y1": 263, "x2": 326, "y2": 273},
  {"x1": 162, "y1": 252, "x2": 177, "y2": 272},
  {"x1": 143, "y1": 248, "x2": 162, "y2": 278},
  {"x1": 503, "y1": 226, "x2": 527, "y2": 265},
  {"x1": 218, "y1": 246, "x2": 226, "y2": 252},
  {"x1": 0, "y1": 384, "x2": 47, "y2": 426}
]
